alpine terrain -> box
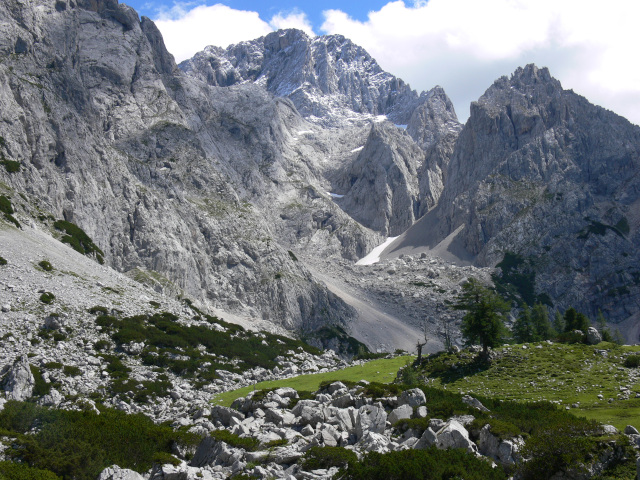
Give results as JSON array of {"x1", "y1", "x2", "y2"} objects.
[{"x1": 0, "y1": 0, "x2": 639, "y2": 479}]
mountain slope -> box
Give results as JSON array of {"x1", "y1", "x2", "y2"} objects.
[
  {"x1": 385, "y1": 65, "x2": 640, "y2": 332},
  {"x1": 0, "y1": 0, "x2": 356, "y2": 331}
]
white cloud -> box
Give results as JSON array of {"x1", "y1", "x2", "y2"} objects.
[
  {"x1": 320, "y1": 0, "x2": 640, "y2": 125},
  {"x1": 269, "y1": 10, "x2": 315, "y2": 37},
  {"x1": 154, "y1": 3, "x2": 272, "y2": 63}
]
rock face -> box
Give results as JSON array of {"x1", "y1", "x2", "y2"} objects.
[
  {"x1": 2, "y1": 356, "x2": 35, "y2": 401},
  {"x1": 0, "y1": 0, "x2": 361, "y2": 331},
  {"x1": 180, "y1": 29, "x2": 424, "y2": 127},
  {"x1": 387, "y1": 65, "x2": 640, "y2": 329}
]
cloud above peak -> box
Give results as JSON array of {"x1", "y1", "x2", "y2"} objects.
[{"x1": 152, "y1": 0, "x2": 640, "y2": 125}]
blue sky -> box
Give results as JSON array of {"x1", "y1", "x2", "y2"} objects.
[
  {"x1": 122, "y1": 0, "x2": 640, "y2": 126},
  {"x1": 130, "y1": 1, "x2": 392, "y2": 30}
]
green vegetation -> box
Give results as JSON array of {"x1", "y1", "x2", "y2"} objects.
[
  {"x1": 512, "y1": 303, "x2": 554, "y2": 343},
  {"x1": 38, "y1": 260, "x2": 53, "y2": 272},
  {"x1": 95, "y1": 311, "x2": 321, "y2": 386},
  {"x1": 63, "y1": 365, "x2": 82, "y2": 377},
  {"x1": 53, "y1": 220, "x2": 104, "y2": 264},
  {"x1": 0, "y1": 401, "x2": 200, "y2": 480},
  {"x1": 338, "y1": 447, "x2": 506, "y2": 480},
  {"x1": 0, "y1": 256, "x2": 7, "y2": 265},
  {"x1": 454, "y1": 278, "x2": 509, "y2": 356},
  {"x1": 416, "y1": 342, "x2": 640, "y2": 430},
  {"x1": 39, "y1": 292, "x2": 55, "y2": 304},
  {"x1": 88, "y1": 305, "x2": 109, "y2": 315},
  {"x1": 29, "y1": 365, "x2": 52, "y2": 397},
  {"x1": 212, "y1": 356, "x2": 412, "y2": 406},
  {"x1": 301, "y1": 446, "x2": 357, "y2": 470},
  {"x1": 0, "y1": 194, "x2": 20, "y2": 228},
  {"x1": 1, "y1": 159, "x2": 21, "y2": 173},
  {"x1": 624, "y1": 355, "x2": 640, "y2": 368},
  {"x1": 0, "y1": 461, "x2": 60, "y2": 480},
  {"x1": 210, "y1": 430, "x2": 260, "y2": 451}
]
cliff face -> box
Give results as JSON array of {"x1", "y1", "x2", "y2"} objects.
[
  {"x1": 179, "y1": 29, "x2": 425, "y2": 127},
  {"x1": 389, "y1": 65, "x2": 640, "y2": 324},
  {"x1": 0, "y1": 0, "x2": 358, "y2": 330}
]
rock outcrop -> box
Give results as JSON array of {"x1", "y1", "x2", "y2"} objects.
[
  {"x1": 385, "y1": 65, "x2": 640, "y2": 330},
  {"x1": 180, "y1": 29, "x2": 424, "y2": 127}
]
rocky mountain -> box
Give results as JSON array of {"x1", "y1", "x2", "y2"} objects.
[
  {"x1": 179, "y1": 29, "x2": 425, "y2": 127},
  {"x1": 385, "y1": 65, "x2": 640, "y2": 335}
]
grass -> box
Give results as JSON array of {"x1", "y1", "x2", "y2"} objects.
[
  {"x1": 212, "y1": 356, "x2": 413, "y2": 407},
  {"x1": 417, "y1": 342, "x2": 640, "y2": 431}
]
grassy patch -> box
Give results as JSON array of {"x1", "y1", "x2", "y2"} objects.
[
  {"x1": 212, "y1": 356, "x2": 413, "y2": 407},
  {"x1": 417, "y1": 342, "x2": 640, "y2": 430},
  {"x1": 1, "y1": 159, "x2": 21, "y2": 173},
  {"x1": 38, "y1": 260, "x2": 53, "y2": 272}
]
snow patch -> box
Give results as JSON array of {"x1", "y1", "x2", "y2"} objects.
[
  {"x1": 395, "y1": 124, "x2": 407, "y2": 130},
  {"x1": 328, "y1": 192, "x2": 344, "y2": 199},
  {"x1": 350, "y1": 146, "x2": 364, "y2": 153},
  {"x1": 297, "y1": 130, "x2": 313, "y2": 135},
  {"x1": 356, "y1": 236, "x2": 399, "y2": 266},
  {"x1": 374, "y1": 115, "x2": 387, "y2": 123}
]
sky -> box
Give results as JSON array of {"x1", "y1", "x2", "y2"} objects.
[{"x1": 124, "y1": 0, "x2": 640, "y2": 126}]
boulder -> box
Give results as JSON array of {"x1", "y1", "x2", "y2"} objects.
[
  {"x1": 358, "y1": 431, "x2": 390, "y2": 453},
  {"x1": 190, "y1": 436, "x2": 244, "y2": 468},
  {"x1": 462, "y1": 395, "x2": 490, "y2": 412},
  {"x1": 38, "y1": 389, "x2": 64, "y2": 407},
  {"x1": 414, "y1": 427, "x2": 437, "y2": 449},
  {"x1": 624, "y1": 425, "x2": 639, "y2": 435},
  {"x1": 210, "y1": 405, "x2": 245, "y2": 426},
  {"x1": 388, "y1": 404, "x2": 413, "y2": 425},
  {"x1": 398, "y1": 388, "x2": 426, "y2": 408},
  {"x1": 435, "y1": 420, "x2": 478, "y2": 454},
  {"x1": 356, "y1": 404, "x2": 387, "y2": 439},
  {"x1": 98, "y1": 466, "x2": 145, "y2": 480},
  {"x1": 2, "y1": 356, "x2": 35, "y2": 401},
  {"x1": 601, "y1": 424, "x2": 620, "y2": 435},
  {"x1": 586, "y1": 327, "x2": 602, "y2": 345}
]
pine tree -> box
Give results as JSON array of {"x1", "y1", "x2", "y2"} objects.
[
  {"x1": 513, "y1": 305, "x2": 535, "y2": 343},
  {"x1": 532, "y1": 303, "x2": 553, "y2": 340},
  {"x1": 453, "y1": 278, "x2": 510, "y2": 357}
]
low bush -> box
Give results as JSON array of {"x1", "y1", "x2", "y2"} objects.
[
  {"x1": 0, "y1": 159, "x2": 21, "y2": 173},
  {"x1": 0, "y1": 195, "x2": 20, "y2": 228},
  {"x1": 0, "y1": 461, "x2": 60, "y2": 480},
  {"x1": 88, "y1": 305, "x2": 109, "y2": 315},
  {"x1": 53, "y1": 220, "x2": 104, "y2": 264},
  {"x1": 339, "y1": 447, "x2": 507, "y2": 480},
  {"x1": 39, "y1": 292, "x2": 55, "y2": 304},
  {"x1": 29, "y1": 366, "x2": 51, "y2": 397},
  {"x1": 63, "y1": 365, "x2": 82, "y2": 377},
  {"x1": 0, "y1": 401, "x2": 201, "y2": 480},
  {"x1": 94, "y1": 339, "x2": 110, "y2": 351},
  {"x1": 0, "y1": 256, "x2": 7, "y2": 265},
  {"x1": 43, "y1": 362, "x2": 63, "y2": 370},
  {"x1": 210, "y1": 430, "x2": 260, "y2": 451},
  {"x1": 38, "y1": 260, "x2": 53, "y2": 272},
  {"x1": 624, "y1": 355, "x2": 640, "y2": 368},
  {"x1": 301, "y1": 446, "x2": 358, "y2": 470}
]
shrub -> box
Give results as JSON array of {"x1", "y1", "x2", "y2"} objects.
[
  {"x1": 0, "y1": 461, "x2": 60, "y2": 480},
  {"x1": 0, "y1": 195, "x2": 20, "y2": 228},
  {"x1": 1, "y1": 159, "x2": 21, "y2": 173},
  {"x1": 94, "y1": 340, "x2": 110, "y2": 351},
  {"x1": 624, "y1": 355, "x2": 640, "y2": 368},
  {"x1": 39, "y1": 292, "x2": 55, "y2": 304},
  {"x1": 63, "y1": 365, "x2": 82, "y2": 377},
  {"x1": 38, "y1": 260, "x2": 53, "y2": 271},
  {"x1": 29, "y1": 365, "x2": 51, "y2": 397},
  {"x1": 0, "y1": 401, "x2": 201, "y2": 479},
  {"x1": 517, "y1": 418, "x2": 600, "y2": 480},
  {"x1": 43, "y1": 362, "x2": 63, "y2": 369},
  {"x1": 302, "y1": 446, "x2": 358, "y2": 470},
  {"x1": 210, "y1": 430, "x2": 260, "y2": 451},
  {"x1": 53, "y1": 220, "x2": 104, "y2": 264},
  {"x1": 152, "y1": 452, "x2": 180, "y2": 466},
  {"x1": 339, "y1": 447, "x2": 507, "y2": 480},
  {"x1": 556, "y1": 331, "x2": 585, "y2": 344},
  {"x1": 0, "y1": 256, "x2": 7, "y2": 265}
]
